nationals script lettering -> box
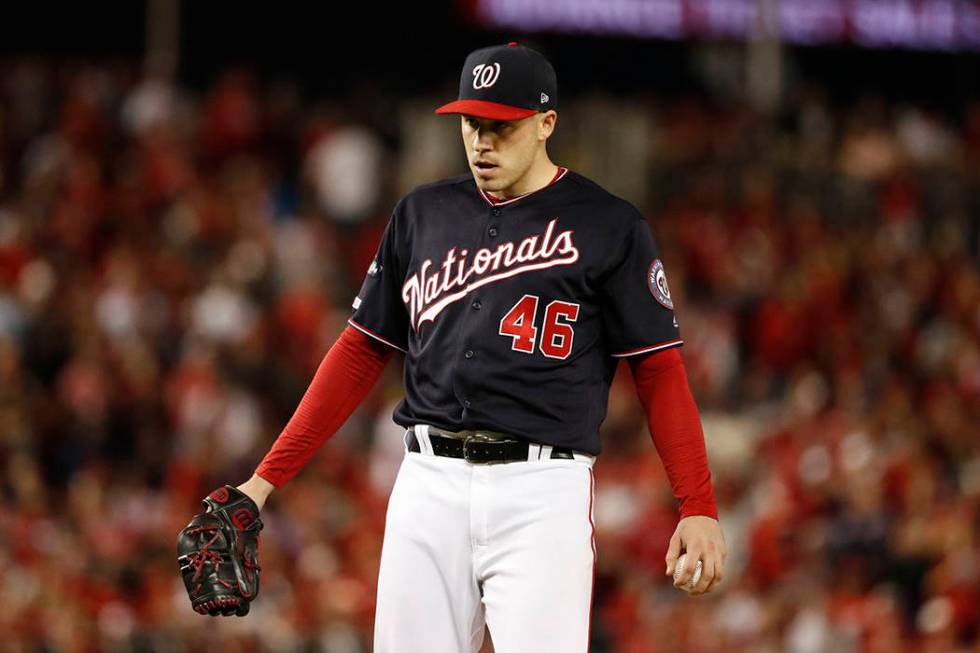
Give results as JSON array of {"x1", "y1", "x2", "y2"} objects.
[{"x1": 402, "y1": 218, "x2": 579, "y2": 328}]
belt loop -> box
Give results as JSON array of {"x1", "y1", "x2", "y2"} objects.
[
  {"x1": 403, "y1": 428, "x2": 412, "y2": 453},
  {"x1": 540, "y1": 445, "x2": 553, "y2": 460},
  {"x1": 527, "y1": 444, "x2": 540, "y2": 461},
  {"x1": 416, "y1": 424, "x2": 434, "y2": 456}
]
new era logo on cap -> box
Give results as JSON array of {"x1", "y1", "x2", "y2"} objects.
[{"x1": 436, "y1": 42, "x2": 557, "y2": 121}]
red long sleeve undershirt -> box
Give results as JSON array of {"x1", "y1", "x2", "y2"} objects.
[
  {"x1": 628, "y1": 347, "x2": 718, "y2": 520},
  {"x1": 255, "y1": 326, "x2": 394, "y2": 488}
]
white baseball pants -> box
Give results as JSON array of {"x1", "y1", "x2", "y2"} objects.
[{"x1": 373, "y1": 427, "x2": 597, "y2": 653}]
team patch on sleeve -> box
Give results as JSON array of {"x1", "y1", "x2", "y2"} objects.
[{"x1": 647, "y1": 258, "x2": 674, "y2": 310}]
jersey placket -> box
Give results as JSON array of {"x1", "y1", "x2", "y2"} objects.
[
  {"x1": 452, "y1": 185, "x2": 572, "y2": 419},
  {"x1": 450, "y1": 202, "x2": 503, "y2": 415}
]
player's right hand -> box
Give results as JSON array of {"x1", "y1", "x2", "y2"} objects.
[{"x1": 665, "y1": 515, "x2": 726, "y2": 595}]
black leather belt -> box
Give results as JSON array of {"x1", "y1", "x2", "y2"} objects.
[{"x1": 407, "y1": 428, "x2": 578, "y2": 464}]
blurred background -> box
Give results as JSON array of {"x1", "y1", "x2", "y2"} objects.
[{"x1": 0, "y1": 1, "x2": 978, "y2": 651}]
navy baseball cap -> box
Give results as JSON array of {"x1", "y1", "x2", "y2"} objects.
[{"x1": 436, "y1": 42, "x2": 557, "y2": 121}]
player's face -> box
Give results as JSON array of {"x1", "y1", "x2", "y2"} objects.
[{"x1": 461, "y1": 113, "x2": 554, "y2": 194}]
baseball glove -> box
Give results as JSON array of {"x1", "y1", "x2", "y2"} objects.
[{"x1": 176, "y1": 485, "x2": 263, "y2": 616}]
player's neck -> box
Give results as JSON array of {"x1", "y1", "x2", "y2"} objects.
[{"x1": 491, "y1": 153, "x2": 559, "y2": 200}]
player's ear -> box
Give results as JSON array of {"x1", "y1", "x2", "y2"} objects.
[{"x1": 538, "y1": 110, "x2": 557, "y2": 141}]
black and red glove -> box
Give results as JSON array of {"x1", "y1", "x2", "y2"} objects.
[{"x1": 176, "y1": 485, "x2": 263, "y2": 616}]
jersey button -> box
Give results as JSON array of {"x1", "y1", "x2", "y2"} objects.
[
  {"x1": 472, "y1": 301, "x2": 481, "y2": 310},
  {"x1": 488, "y1": 226, "x2": 498, "y2": 238},
  {"x1": 491, "y1": 208, "x2": 501, "y2": 217},
  {"x1": 464, "y1": 350, "x2": 474, "y2": 359},
  {"x1": 463, "y1": 399, "x2": 472, "y2": 407}
]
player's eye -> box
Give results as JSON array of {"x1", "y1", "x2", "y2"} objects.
[{"x1": 464, "y1": 117, "x2": 480, "y2": 130}]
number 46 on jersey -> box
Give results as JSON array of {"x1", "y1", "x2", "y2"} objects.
[{"x1": 498, "y1": 294, "x2": 580, "y2": 360}]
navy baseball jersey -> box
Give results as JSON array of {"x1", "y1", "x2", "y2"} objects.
[{"x1": 349, "y1": 168, "x2": 682, "y2": 455}]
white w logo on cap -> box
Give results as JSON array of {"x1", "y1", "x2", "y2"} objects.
[{"x1": 472, "y1": 63, "x2": 501, "y2": 89}]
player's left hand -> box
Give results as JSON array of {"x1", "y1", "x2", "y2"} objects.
[
  {"x1": 665, "y1": 515, "x2": 726, "y2": 595},
  {"x1": 176, "y1": 485, "x2": 263, "y2": 616}
]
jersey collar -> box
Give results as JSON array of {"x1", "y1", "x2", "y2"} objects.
[{"x1": 477, "y1": 166, "x2": 569, "y2": 207}]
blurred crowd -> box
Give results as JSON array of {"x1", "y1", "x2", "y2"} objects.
[{"x1": 0, "y1": 58, "x2": 978, "y2": 653}]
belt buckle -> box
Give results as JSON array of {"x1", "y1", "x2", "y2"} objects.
[{"x1": 462, "y1": 432, "x2": 499, "y2": 464}]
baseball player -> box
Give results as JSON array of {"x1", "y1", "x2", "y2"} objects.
[{"x1": 177, "y1": 42, "x2": 725, "y2": 652}]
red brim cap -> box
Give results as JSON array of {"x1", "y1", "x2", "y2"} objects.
[{"x1": 434, "y1": 99, "x2": 538, "y2": 121}]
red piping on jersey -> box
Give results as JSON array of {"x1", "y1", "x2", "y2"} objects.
[
  {"x1": 478, "y1": 166, "x2": 568, "y2": 207},
  {"x1": 347, "y1": 318, "x2": 408, "y2": 353},
  {"x1": 610, "y1": 338, "x2": 683, "y2": 358}
]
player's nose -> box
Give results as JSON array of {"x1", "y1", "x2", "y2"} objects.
[
  {"x1": 472, "y1": 138, "x2": 492, "y2": 154},
  {"x1": 470, "y1": 128, "x2": 493, "y2": 148}
]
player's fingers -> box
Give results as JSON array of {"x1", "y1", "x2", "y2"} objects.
[
  {"x1": 702, "y1": 538, "x2": 727, "y2": 593},
  {"x1": 691, "y1": 554, "x2": 714, "y2": 595},
  {"x1": 707, "y1": 543, "x2": 726, "y2": 591},
  {"x1": 665, "y1": 533, "x2": 681, "y2": 576},
  {"x1": 705, "y1": 552, "x2": 724, "y2": 593},
  {"x1": 674, "y1": 547, "x2": 699, "y2": 588}
]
